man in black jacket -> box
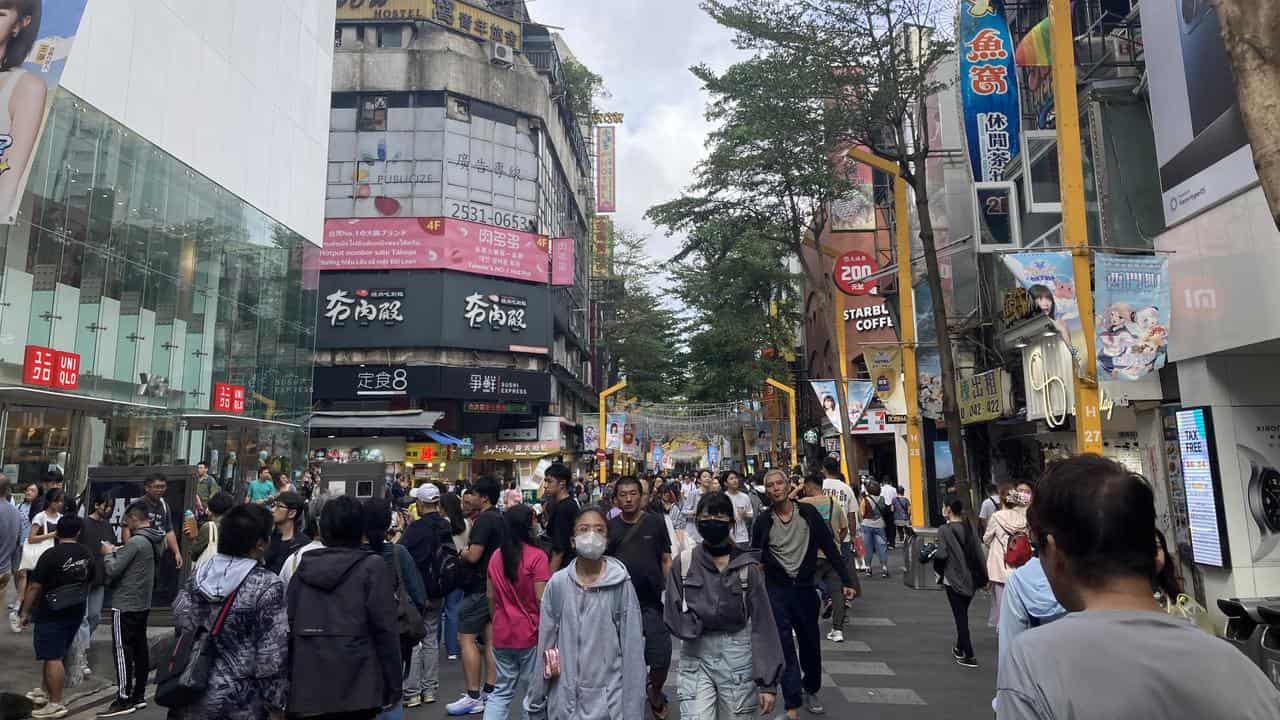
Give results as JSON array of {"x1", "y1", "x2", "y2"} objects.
[
  {"x1": 287, "y1": 496, "x2": 401, "y2": 718},
  {"x1": 398, "y1": 483, "x2": 453, "y2": 706},
  {"x1": 751, "y1": 469, "x2": 855, "y2": 719}
]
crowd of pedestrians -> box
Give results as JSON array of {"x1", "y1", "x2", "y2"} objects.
[{"x1": 4, "y1": 452, "x2": 1280, "y2": 719}]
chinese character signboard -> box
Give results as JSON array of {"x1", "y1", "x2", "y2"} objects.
[
  {"x1": 323, "y1": 288, "x2": 406, "y2": 329},
  {"x1": 313, "y1": 218, "x2": 552, "y2": 283},
  {"x1": 550, "y1": 237, "x2": 575, "y2": 287},
  {"x1": 833, "y1": 250, "x2": 878, "y2": 296},
  {"x1": 439, "y1": 366, "x2": 550, "y2": 403},
  {"x1": 591, "y1": 217, "x2": 612, "y2": 278},
  {"x1": 335, "y1": 0, "x2": 522, "y2": 49},
  {"x1": 596, "y1": 126, "x2": 616, "y2": 213},
  {"x1": 212, "y1": 383, "x2": 246, "y2": 414},
  {"x1": 313, "y1": 364, "x2": 550, "y2": 403},
  {"x1": 1094, "y1": 254, "x2": 1170, "y2": 381},
  {"x1": 1, "y1": 1, "x2": 90, "y2": 224},
  {"x1": 23, "y1": 346, "x2": 79, "y2": 390},
  {"x1": 958, "y1": 0, "x2": 1021, "y2": 183},
  {"x1": 958, "y1": 369, "x2": 1011, "y2": 425}
]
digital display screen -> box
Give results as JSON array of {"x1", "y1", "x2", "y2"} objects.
[{"x1": 1175, "y1": 408, "x2": 1227, "y2": 567}]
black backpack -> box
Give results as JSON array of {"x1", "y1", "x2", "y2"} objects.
[{"x1": 423, "y1": 534, "x2": 461, "y2": 599}]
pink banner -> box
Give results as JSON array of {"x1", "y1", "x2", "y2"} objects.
[
  {"x1": 551, "y1": 237, "x2": 575, "y2": 286},
  {"x1": 313, "y1": 218, "x2": 551, "y2": 282}
]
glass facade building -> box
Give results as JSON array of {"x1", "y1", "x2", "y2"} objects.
[{"x1": 0, "y1": 90, "x2": 317, "y2": 491}]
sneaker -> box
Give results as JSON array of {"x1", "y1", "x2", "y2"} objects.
[
  {"x1": 96, "y1": 700, "x2": 136, "y2": 717},
  {"x1": 952, "y1": 646, "x2": 964, "y2": 660},
  {"x1": 821, "y1": 599, "x2": 833, "y2": 620},
  {"x1": 447, "y1": 653, "x2": 459, "y2": 661},
  {"x1": 957, "y1": 656, "x2": 980, "y2": 669},
  {"x1": 804, "y1": 691, "x2": 826, "y2": 715},
  {"x1": 446, "y1": 694, "x2": 485, "y2": 716},
  {"x1": 422, "y1": 691, "x2": 437, "y2": 704},
  {"x1": 26, "y1": 687, "x2": 49, "y2": 705},
  {"x1": 828, "y1": 629, "x2": 845, "y2": 643},
  {"x1": 82, "y1": 664, "x2": 93, "y2": 677},
  {"x1": 405, "y1": 694, "x2": 422, "y2": 708},
  {"x1": 133, "y1": 701, "x2": 147, "y2": 710},
  {"x1": 9, "y1": 610, "x2": 22, "y2": 633},
  {"x1": 31, "y1": 703, "x2": 68, "y2": 719},
  {"x1": 881, "y1": 570, "x2": 891, "y2": 579}
]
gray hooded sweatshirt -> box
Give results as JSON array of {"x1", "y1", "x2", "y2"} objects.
[
  {"x1": 525, "y1": 557, "x2": 646, "y2": 720},
  {"x1": 105, "y1": 526, "x2": 164, "y2": 611}
]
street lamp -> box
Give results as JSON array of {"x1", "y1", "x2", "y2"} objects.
[{"x1": 843, "y1": 147, "x2": 925, "y2": 528}]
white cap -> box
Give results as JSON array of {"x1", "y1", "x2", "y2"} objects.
[{"x1": 411, "y1": 484, "x2": 441, "y2": 503}]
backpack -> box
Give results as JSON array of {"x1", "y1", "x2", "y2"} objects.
[
  {"x1": 423, "y1": 535, "x2": 461, "y2": 599},
  {"x1": 1002, "y1": 524, "x2": 1033, "y2": 568},
  {"x1": 678, "y1": 546, "x2": 749, "y2": 615},
  {"x1": 155, "y1": 573, "x2": 247, "y2": 708}
]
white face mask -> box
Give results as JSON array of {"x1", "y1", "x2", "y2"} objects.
[{"x1": 574, "y1": 532, "x2": 606, "y2": 560}]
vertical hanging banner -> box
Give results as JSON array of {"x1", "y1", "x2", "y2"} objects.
[
  {"x1": 1094, "y1": 254, "x2": 1170, "y2": 381},
  {"x1": 582, "y1": 413, "x2": 599, "y2": 452},
  {"x1": 958, "y1": 0, "x2": 1021, "y2": 182},
  {"x1": 591, "y1": 216, "x2": 612, "y2": 278},
  {"x1": 0, "y1": 0, "x2": 90, "y2": 224},
  {"x1": 846, "y1": 380, "x2": 876, "y2": 429},
  {"x1": 917, "y1": 349, "x2": 943, "y2": 421},
  {"x1": 863, "y1": 345, "x2": 905, "y2": 414},
  {"x1": 550, "y1": 236, "x2": 575, "y2": 286},
  {"x1": 596, "y1": 126, "x2": 616, "y2": 213},
  {"x1": 605, "y1": 412, "x2": 625, "y2": 450},
  {"x1": 1000, "y1": 252, "x2": 1086, "y2": 366},
  {"x1": 809, "y1": 380, "x2": 844, "y2": 433},
  {"x1": 650, "y1": 442, "x2": 663, "y2": 469}
]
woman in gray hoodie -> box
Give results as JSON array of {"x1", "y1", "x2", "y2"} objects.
[
  {"x1": 525, "y1": 505, "x2": 645, "y2": 720},
  {"x1": 665, "y1": 491, "x2": 783, "y2": 719}
]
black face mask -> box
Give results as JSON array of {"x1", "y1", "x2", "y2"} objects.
[{"x1": 697, "y1": 519, "x2": 733, "y2": 552}]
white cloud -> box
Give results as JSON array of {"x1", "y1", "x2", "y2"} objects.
[{"x1": 532, "y1": 0, "x2": 745, "y2": 264}]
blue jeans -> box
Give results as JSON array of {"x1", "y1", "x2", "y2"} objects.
[
  {"x1": 862, "y1": 526, "x2": 889, "y2": 570},
  {"x1": 440, "y1": 589, "x2": 464, "y2": 657},
  {"x1": 483, "y1": 646, "x2": 536, "y2": 720}
]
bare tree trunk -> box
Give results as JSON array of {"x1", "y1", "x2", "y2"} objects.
[
  {"x1": 1216, "y1": 0, "x2": 1280, "y2": 229},
  {"x1": 911, "y1": 176, "x2": 975, "y2": 514}
]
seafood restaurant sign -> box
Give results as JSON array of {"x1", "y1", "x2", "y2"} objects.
[{"x1": 312, "y1": 217, "x2": 572, "y2": 285}]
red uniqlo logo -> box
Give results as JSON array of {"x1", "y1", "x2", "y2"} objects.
[
  {"x1": 23, "y1": 346, "x2": 79, "y2": 390},
  {"x1": 213, "y1": 382, "x2": 246, "y2": 414}
]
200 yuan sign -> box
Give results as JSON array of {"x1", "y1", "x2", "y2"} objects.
[{"x1": 833, "y1": 251, "x2": 878, "y2": 296}]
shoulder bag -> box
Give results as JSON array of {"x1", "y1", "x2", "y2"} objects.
[
  {"x1": 392, "y1": 546, "x2": 427, "y2": 644},
  {"x1": 155, "y1": 574, "x2": 248, "y2": 708}
]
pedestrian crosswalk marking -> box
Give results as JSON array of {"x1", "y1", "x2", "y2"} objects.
[
  {"x1": 848, "y1": 616, "x2": 896, "y2": 627},
  {"x1": 826, "y1": 660, "x2": 895, "y2": 676},
  {"x1": 839, "y1": 686, "x2": 927, "y2": 705}
]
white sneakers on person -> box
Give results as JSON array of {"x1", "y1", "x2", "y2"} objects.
[
  {"x1": 445, "y1": 694, "x2": 485, "y2": 715},
  {"x1": 32, "y1": 702, "x2": 68, "y2": 718},
  {"x1": 827, "y1": 629, "x2": 845, "y2": 642}
]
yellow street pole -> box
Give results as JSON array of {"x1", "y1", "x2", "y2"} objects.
[
  {"x1": 765, "y1": 377, "x2": 798, "y2": 470},
  {"x1": 598, "y1": 380, "x2": 627, "y2": 486},
  {"x1": 832, "y1": 292, "x2": 855, "y2": 486},
  {"x1": 846, "y1": 147, "x2": 926, "y2": 527},
  {"x1": 1049, "y1": 0, "x2": 1102, "y2": 454}
]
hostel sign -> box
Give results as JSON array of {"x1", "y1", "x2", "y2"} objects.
[
  {"x1": 335, "y1": 0, "x2": 522, "y2": 49},
  {"x1": 958, "y1": 0, "x2": 1021, "y2": 182}
]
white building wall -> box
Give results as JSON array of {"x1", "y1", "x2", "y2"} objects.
[{"x1": 58, "y1": 0, "x2": 334, "y2": 245}]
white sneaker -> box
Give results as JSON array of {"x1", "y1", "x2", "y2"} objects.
[
  {"x1": 828, "y1": 630, "x2": 844, "y2": 642},
  {"x1": 26, "y1": 687, "x2": 49, "y2": 705},
  {"x1": 32, "y1": 702, "x2": 68, "y2": 719},
  {"x1": 445, "y1": 694, "x2": 485, "y2": 715},
  {"x1": 10, "y1": 610, "x2": 22, "y2": 633}
]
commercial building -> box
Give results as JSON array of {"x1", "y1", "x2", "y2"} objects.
[
  {"x1": 316, "y1": 1, "x2": 598, "y2": 489},
  {"x1": 0, "y1": 1, "x2": 331, "y2": 492}
]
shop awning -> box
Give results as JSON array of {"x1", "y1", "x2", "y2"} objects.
[
  {"x1": 425, "y1": 430, "x2": 465, "y2": 445},
  {"x1": 307, "y1": 410, "x2": 445, "y2": 432}
]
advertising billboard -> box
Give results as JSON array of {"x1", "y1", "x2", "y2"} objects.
[
  {"x1": 1000, "y1": 252, "x2": 1085, "y2": 368},
  {"x1": 550, "y1": 236, "x2": 575, "y2": 286},
  {"x1": 596, "y1": 125, "x2": 616, "y2": 213},
  {"x1": 1094, "y1": 254, "x2": 1170, "y2": 381},
  {"x1": 957, "y1": 0, "x2": 1020, "y2": 183},
  {"x1": 831, "y1": 150, "x2": 876, "y2": 231},
  {"x1": 1141, "y1": 0, "x2": 1255, "y2": 225},
  {"x1": 0, "y1": 0, "x2": 89, "y2": 224},
  {"x1": 591, "y1": 216, "x2": 612, "y2": 278},
  {"x1": 335, "y1": 0, "x2": 521, "y2": 49},
  {"x1": 312, "y1": 364, "x2": 550, "y2": 403}
]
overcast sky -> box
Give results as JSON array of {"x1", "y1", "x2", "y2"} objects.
[{"x1": 531, "y1": 0, "x2": 745, "y2": 264}]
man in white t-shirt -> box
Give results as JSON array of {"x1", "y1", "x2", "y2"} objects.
[
  {"x1": 979, "y1": 484, "x2": 1001, "y2": 534},
  {"x1": 878, "y1": 479, "x2": 899, "y2": 548},
  {"x1": 722, "y1": 470, "x2": 754, "y2": 544},
  {"x1": 820, "y1": 458, "x2": 858, "y2": 554}
]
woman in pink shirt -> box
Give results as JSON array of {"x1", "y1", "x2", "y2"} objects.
[{"x1": 485, "y1": 503, "x2": 549, "y2": 720}]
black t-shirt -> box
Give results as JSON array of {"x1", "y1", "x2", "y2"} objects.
[
  {"x1": 141, "y1": 495, "x2": 173, "y2": 535},
  {"x1": 78, "y1": 516, "x2": 116, "y2": 587},
  {"x1": 462, "y1": 507, "x2": 504, "y2": 595},
  {"x1": 546, "y1": 496, "x2": 578, "y2": 568},
  {"x1": 31, "y1": 541, "x2": 92, "y2": 623},
  {"x1": 265, "y1": 530, "x2": 312, "y2": 574},
  {"x1": 606, "y1": 512, "x2": 671, "y2": 609}
]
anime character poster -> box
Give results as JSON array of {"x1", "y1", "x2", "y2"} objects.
[
  {"x1": 605, "y1": 413, "x2": 625, "y2": 450},
  {"x1": 809, "y1": 380, "x2": 843, "y2": 432},
  {"x1": 0, "y1": 0, "x2": 89, "y2": 224},
  {"x1": 917, "y1": 349, "x2": 944, "y2": 420},
  {"x1": 847, "y1": 380, "x2": 875, "y2": 429},
  {"x1": 1094, "y1": 254, "x2": 1170, "y2": 381},
  {"x1": 582, "y1": 414, "x2": 599, "y2": 452},
  {"x1": 621, "y1": 422, "x2": 639, "y2": 457},
  {"x1": 1000, "y1": 252, "x2": 1085, "y2": 366}
]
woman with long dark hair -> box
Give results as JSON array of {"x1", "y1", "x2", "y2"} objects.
[
  {"x1": 483, "y1": 504, "x2": 549, "y2": 720},
  {"x1": 438, "y1": 490, "x2": 467, "y2": 659}
]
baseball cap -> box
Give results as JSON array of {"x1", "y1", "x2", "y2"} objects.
[{"x1": 411, "y1": 483, "x2": 441, "y2": 503}]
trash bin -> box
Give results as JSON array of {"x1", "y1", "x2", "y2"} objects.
[
  {"x1": 1217, "y1": 597, "x2": 1278, "y2": 668},
  {"x1": 1254, "y1": 603, "x2": 1280, "y2": 688},
  {"x1": 903, "y1": 527, "x2": 942, "y2": 591}
]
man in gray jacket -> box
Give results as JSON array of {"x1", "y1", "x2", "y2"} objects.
[
  {"x1": 0, "y1": 475, "x2": 21, "y2": 604},
  {"x1": 99, "y1": 502, "x2": 163, "y2": 717}
]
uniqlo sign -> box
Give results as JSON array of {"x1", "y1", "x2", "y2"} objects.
[
  {"x1": 23, "y1": 346, "x2": 79, "y2": 390},
  {"x1": 212, "y1": 383, "x2": 246, "y2": 414}
]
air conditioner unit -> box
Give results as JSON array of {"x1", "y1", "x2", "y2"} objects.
[{"x1": 490, "y1": 43, "x2": 514, "y2": 67}]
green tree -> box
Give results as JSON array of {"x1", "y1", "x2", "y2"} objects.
[
  {"x1": 650, "y1": 0, "x2": 974, "y2": 500},
  {"x1": 671, "y1": 219, "x2": 797, "y2": 402},
  {"x1": 601, "y1": 227, "x2": 686, "y2": 402},
  {"x1": 562, "y1": 58, "x2": 608, "y2": 120}
]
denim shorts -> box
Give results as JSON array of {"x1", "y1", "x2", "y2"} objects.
[{"x1": 34, "y1": 617, "x2": 81, "y2": 661}]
